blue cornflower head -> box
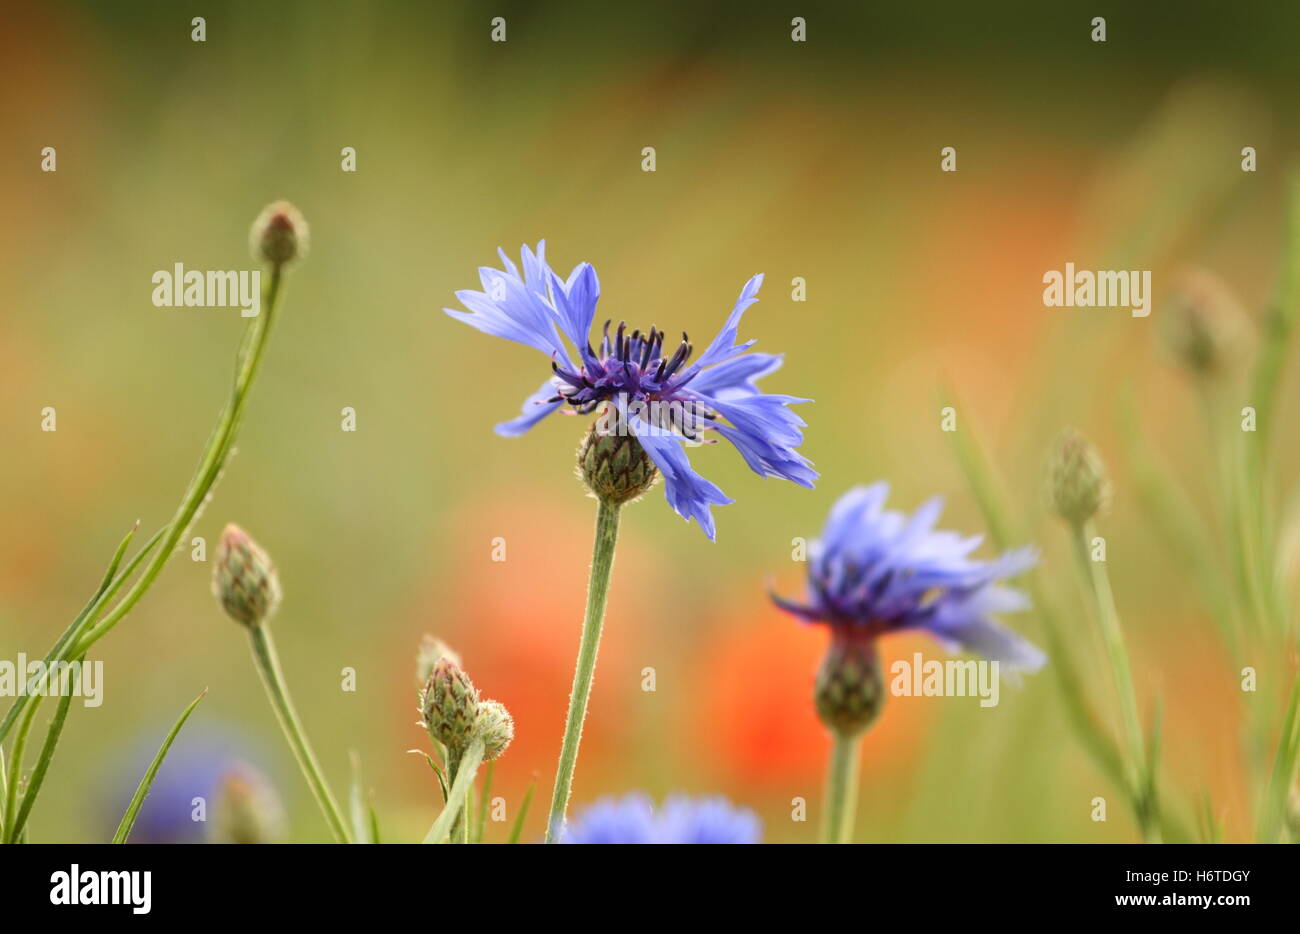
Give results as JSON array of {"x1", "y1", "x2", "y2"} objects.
[
  {"x1": 773, "y1": 482, "x2": 1046, "y2": 672},
  {"x1": 106, "y1": 727, "x2": 276, "y2": 844},
  {"x1": 559, "y1": 793, "x2": 761, "y2": 844},
  {"x1": 445, "y1": 242, "x2": 816, "y2": 539}
]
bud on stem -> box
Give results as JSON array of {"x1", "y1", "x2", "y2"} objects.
[
  {"x1": 211, "y1": 764, "x2": 287, "y2": 844},
  {"x1": 419, "y1": 655, "x2": 514, "y2": 762},
  {"x1": 1047, "y1": 428, "x2": 1110, "y2": 526},
  {"x1": 579, "y1": 415, "x2": 658, "y2": 505},
  {"x1": 250, "y1": 201, "x2": 308, "y2": 268},
  {"x1": 815, "y1": 628, "x2": 885, "y2": 738},
  {"x1": 212, "y1": 524, "x2": 282, "y2": 628}
]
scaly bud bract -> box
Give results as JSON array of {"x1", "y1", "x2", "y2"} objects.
[
  {"x1": 1047, "y1": 428, "x2": 1110, "y2": 525},
  {"x1": 579, "y1": 416, "x2": 658, "y2": 505},
  {"x1": 815, "y1": 629, "x2": 884, "y2": 738},
  {"x1": 421, "y1": 656, "x2": 480, "y2": 752},
  {"x1": 212, "y1": 524, "x2": 282, "y2": 628},
  {"x1": 416, "y1": 635, "x2": 461, "y2": 694}
]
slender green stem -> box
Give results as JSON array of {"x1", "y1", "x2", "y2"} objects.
[
  {"x1": 0, "y1": 265, "x2": 284, "y2": 759},
  {"x1": 247, "y1": 625, "x2": 351, "y2": 844},
  {"x1": 73, "y1": 269, "x2": 283, "y2": 657},
  {"x1": 943, "y1": 398, "x2": 1125, "y2": 784},
  {"x1": 822, "y1": 731, "x2": 861, "y2": 844},
  {"x1": 444, "y1": 747, "x2": 471, "y2": 844},
  {"x1": 2, "y1": 698, "x2": 39, "y2": 842},
  {"x1": 0, "y1": 267, "x2": 284, "y2": 837},
  {"x1": 8, "y1": 677, "x2": 76, "y2": 843},
  {"x1": 423, "y1": 738, "x2": 485, "y2": 844},
  {"x1": 0, "y1": 525, "x2": 163, "y2": 750},
  {"x1": 543, "y1": 497, "x2": 622, "y2": 843},
  {"x1": 1069, "y1": 521, "x2": 1157, "y2": 842}
]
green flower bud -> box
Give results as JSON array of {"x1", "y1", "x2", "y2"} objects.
[
  {"x1": 210, "y1": 764, "x2": 287, "y2": 845},
  {"x1": 416, "y1": 635, "x2": 461, "y2": 694},
  {"x1": 212, "y1": 524, "x2": 282, "y2": 628},
  {"x1": 474, "y1": 699, "x2": 515, "y2": 761},
  {"x1": 250, "y1": 200, "x2": 308, "y2": 267},
  {"x1": 421, "y1": 656, "x2": 480, "y2": 751},
  {"x1": 579, "y1": 416, "x2": 658, "y2": 505},
  {"x1": 1159, "y1": 269, "x2": 1252, "y2": 379},
  {"x1": 815, "y1": 630, "x2": 885, "y2": 738},
  {"x1": 1047, "y1": 428, "x2": 1110, "y2": 525}
]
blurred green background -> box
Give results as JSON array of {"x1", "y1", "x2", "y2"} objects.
[{"x1": 2, "y1": 0, "x2": 1298, "y2": 842}]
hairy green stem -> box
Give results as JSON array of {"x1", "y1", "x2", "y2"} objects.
[
  {"x1": 248, "y1": 625, "x2": 351, "y2": 844},
  {"x1": 1070, "y1": 521, "x2": 1157, "y2": 842},
  {"x1": 423, "y1": 739, "x2": 485, "y2": 844},
  {"x1": 822, "y1": 732, "x2": 861, "y2": 844},
  {"x1": 544, "y1": 498, "x2": 622, "y2": 843},
  {"x1": 445, "y1": 747, "x2": 470, "y2": 844}
]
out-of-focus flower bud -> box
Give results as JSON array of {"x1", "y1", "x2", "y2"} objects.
[
  {"x1": 814, "y1": 630, "x2": 885, "y2": 738},
  {"x1": 1047, "y1": 428, "x2": 1110, "y2": 526},
  {"x1": 1159, "y1": 268, "x2": 1252, "y2": 378},
  {"x1": 210, "y1": 764, "x2": 287, "y2": 844},
  {"x1": 250, "y1": 200, "x2": 308, "y2": 267}
]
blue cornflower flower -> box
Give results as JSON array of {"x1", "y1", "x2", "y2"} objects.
[
  {"x1": 772, "y1": 482, "x2": 1046, "y2": 672},
  {"x1": 445, "y1": 242, "x2": 816, "y2": 539},
  {"x1": 105, "y1": 726, "x2": 278, "y2": 844},
  {"x1": 559, "y1": 793, "x2": 761, "y2": 844}
]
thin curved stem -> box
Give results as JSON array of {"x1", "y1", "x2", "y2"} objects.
[
  {"x1": 1, "y1": 698, "x2": 39, "y2": 842},
  {"x1": 73, "y1": 268, "x2": 284, "y2": 656},
  {"x1": 247, "y1": 625, "x2": 351, "y2": 844},
  {"x1": 543, "y1": 498, "x2": 621, "y2": 843},
  {"x1": 1070, "y1": 520, "x2": 1158, "y2": 842}
]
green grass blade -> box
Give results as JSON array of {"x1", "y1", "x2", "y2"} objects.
[
  {"x1": 3, "y1": 695, "x2": 41, "y2": 843},
  {"x1": 507, "y1": 780, "x2": 536, "y2": 844},
  {"x1": 408, "y1": 748, "x2": 449, "y2": 800},
  {"x1": 0, "y1": 744, "x2": 7, "y2": 835},
  {"x1": 1118, "y1": 393, "x2": 1237, "y2": 644},
  {"x1": 111, "y1": 690, "x2": 206, "y2": 844},
  {"x1": 0, "y1": 525, "x2": 165, "y2": 748},
  {"x1": 7, "y1": 662, "x2": 80, "y2": 842},
  {"x1": 348, "y1": 751, "x2": 374, "y2": 844},
  {"x1": 940, "y1": 386, "x2": 1124, "y2": 783},
  {"x1": 1257, "y1": 677, "x2": 1300, "y2": 842},
  {"x1": 475, "y1": 760, "x2": 495, "y2": 844},
  {"x1": 1248, "y1": 173, "x2": 1300, "y2": 456}
]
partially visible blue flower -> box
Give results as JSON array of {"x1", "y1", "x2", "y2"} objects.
[
  {"x1": 104, "y1": 724, "x2": 278, "y2": 844},
  {"x1": 772, "y1": 483, "x2": 1046, "y2": 671},
  {"x1": 445, "y1": 242, "x2": 816, "y2": 539},
  {"x1": 559, "y1": 793, "x2": 761, "y2": 844}
]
